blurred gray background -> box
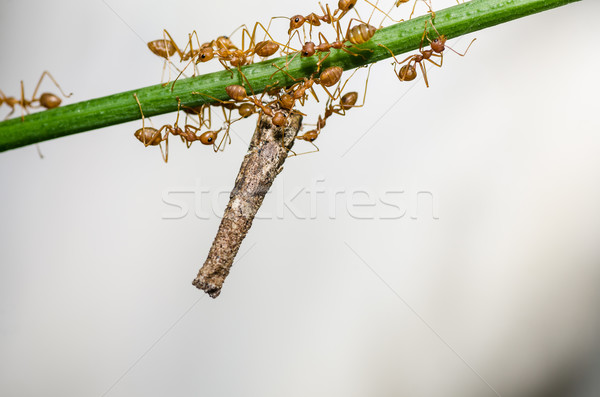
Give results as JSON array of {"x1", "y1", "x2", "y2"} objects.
[{"x1": 1, "y1": 0, "x2": 599, "y2": 396}]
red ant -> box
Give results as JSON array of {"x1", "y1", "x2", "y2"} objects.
[
  {"x1": 1, "y1": 71, "x2": 71, "y2": 121},
  {"x1": 147, "y1": 30, "x2": 195, "y2": 84},
  {"x1": 379, "y1": 19, "x2": 475, "y2": 87},
  {"x1": 133, "y1": 93, "x2": 170, "y2": 162},
  {"x1": 173, "y1": 22, "x2": 295, "y2": 89},
  {"x1": 134, "y1": 94, "x2": 230, "y2": 158},
  {"x1": 272, "y1": 64, "x2": 345, "y2": 102}
]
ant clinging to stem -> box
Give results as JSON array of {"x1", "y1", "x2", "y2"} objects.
[{"x1": 379, "y1": 17, "x2": 476, "y2": 87}]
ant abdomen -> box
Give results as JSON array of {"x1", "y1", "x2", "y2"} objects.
[
  {"x1": 319, "y1": 66, "x2": 343, "y2": 87},
  {"x1": 254, "y1": 41, "x2": 280, "y2": 57},
  {"x1": 39, "y1": 93, "x2": 61, "y2": 109},
  {"x1": 147, "y1": 40, "x2": 178, "y2": 59},
  {"x1": 347, "y1": 24, "x2": 377, "y2": 45},
  {"x1": 135, "y1": 127, "x2": 163, "y2": 147},
  {"x1": 225, "y1": 85, "x2": 247, "y2": 101}
]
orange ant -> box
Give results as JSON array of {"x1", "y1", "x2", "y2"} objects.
[
  {"x1": 284, "y1": 2, "x2": 338, "y2": 38},
  {"x1": 285, "y1": 0, "x2": 361, "y2": 35},
  {"x1": 272, "y1": 64, "x2": 345, "y2": 102},
  {"x1": 338, "y1": 0, "x2": 403, "y2": 47},
  {"x1": 134, "y1": 94, "x2": 230, "y2": 157},
  {"x1": 277, "y1": 1, "x2": 363, "y2": 56},
  {"x1": 1, "y1": 71, "x2": 71, "y2": 121},
  {"x1": 133, "y1": 93, "x2": 170, "y2": 162},
  {"x1": 147, "y1": 30, "x2": 194, "y2": 84},
  {"x1": 379, "y1": 19, "x2": 476, "y2": 87},
  {"x1": 296, "y1": 25, "x2": 365, "y2": 70},
  {"x1": 182, "y1": 103, "x2": 212, "y2": 130},
  {"x1": 174, "y1": 22, "x2": 295, "y2": 89}
]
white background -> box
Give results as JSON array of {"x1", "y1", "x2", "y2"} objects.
[{"x1": 1, "y1": 0, "x2": 599, "y2": 396}]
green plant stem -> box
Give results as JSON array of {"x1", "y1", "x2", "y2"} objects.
[{"x1": 0, "y1": 0, "x2": 580, "y2": 152}]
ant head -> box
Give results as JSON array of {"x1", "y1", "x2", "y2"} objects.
[
  {"x1": 289, "y1": 15, "x2": 305, "y2": 33},
  {"x1": 430, "y1": 35, "x2": 447, "y2": 53},
  {"x1": 200, "y1": 131, "x2": 218, "y2": 145},
  {"x1": 339, "y1": 0, "x2": 357, "y2": 11},
  {"x1": 302, "y1": 42, "x2": 316, "y2": 57},
  {"x1": 197, "y1": 48, "x2": 215, "y2": 63}
]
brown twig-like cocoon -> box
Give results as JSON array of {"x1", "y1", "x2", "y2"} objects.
[{"x1": 192, "y1": 113, "x2": 303, "y2": 298}]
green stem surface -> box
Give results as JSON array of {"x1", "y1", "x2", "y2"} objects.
[{"x1": 0, "y1": 0, "x2": 580, "y2": 152}]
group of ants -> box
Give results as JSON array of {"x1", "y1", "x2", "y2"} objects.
[{"x1": 0, "y1": 0, "x2": 474, "y2": 161}]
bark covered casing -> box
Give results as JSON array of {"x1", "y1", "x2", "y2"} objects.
[{"x1": 192, "y1": 113, "x2": 303, "y2": 298}]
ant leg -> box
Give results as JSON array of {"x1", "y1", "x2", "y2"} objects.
[
  {"x1": 418, "y1": 61, "x2": 429, "y2": 87},
  {"x1": 270, "y1": 63, "x2": 303, "y2": 83},
  {"x1": 282, "y1": 50, "x2": 302, "y2": 71},
  {"x1": 191, "y1": 91, "x2": 238, "y2": 108},
  {"x1": 378, "y1": 43, "x2": 414, "y2": 65},
  {"x1": 291, "y1": 139, "x2": 320, "y2": 157},
  {"x1": 133, "y1": 93, "x2": 146, "y2": 130},
  {"x1": 202, "y1": 104, "x2": 212, "y2": 129},
  {"x1": 174, "y1": 97, "x2": 182, "y2": 127},
  {"x1": 169, "y1": 58, "x2": 193, "y2": 91},
  {"x1": 20, "y1": 80, "x2": 26, "y2": 122},
  {"x1": 409, "y1": 0, "x2": 420, "y2": 20},
  {"x1": 341, "y1": 47, "x2": 363, "y2": 58},
  {"x1": 333, "y1": 64, "x2": 373, "y2": 115},
  {"x1": 426, "y1": 53, "x2": 443, "y2": 68},
  {"x1": 282, "y1": 29, "x2": 303, "y2": 56},
  {"x1": 237, "y1": 24, "x2": 255, "y2": 54},
  {"x1": 308, "y1": 85, "x2": 320, "y2": 104},
  {"x1": 35, "y1": 144, "x2": 44, "y2": 159},
  {"x1": 160, "y1": 60, "x2": 169, "y2": 85},
  {"x1": 162, "y1": 29, "x2": 185, "y2": 59},
  {"x1": 218, "y1": 59, "x2": 235, "y2": 78},
  {"x1": 337, "y1": 65, "x2": 370, "y2": 108},
  {"x1": 227, "y1": 24, "x2": 246, "y2": 43},
  {"x1": 363, "y1": 0, "x2": 404, "y2": 25},
  {"x1": 447, "y1": 38, "x2": 477, "y2": 57},
  {"x1": 320, "y1": 85, "x2": 341, "y2": 102},
  {"x1": 352, "y1": 64, "x2": 373, "y2": 109},
  {"x1": 4, "y1": 107, "x2": 15, "y2": 120},
  {"x1": 316, "y1": 52, "x2": 331, "y2": 70},
  {"x1": 317, "y1": 31, "x2": 330, "y2": 47},
  {"x1": 216, "y1": 107, "x2": 232, "y2": 152},
  {"x1": 31, "y1": 71, "x2": 72, "y2": 101},
  {"x1": 157, "y1": 125, "x2": 170, "y2": 162},
  {"x1": 235, "y1": 68, "x2": 257, "y2": 96}
]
